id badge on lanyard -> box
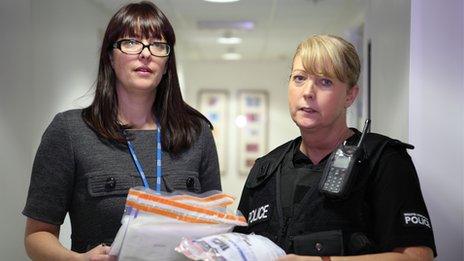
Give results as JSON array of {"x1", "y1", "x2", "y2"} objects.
[{"x1": 126, "y1": 127, "x2": 162, "y2": 193}]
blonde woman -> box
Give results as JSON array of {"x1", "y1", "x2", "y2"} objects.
[{"x1": 235, "y1": 35, "x2": 436, "y2": 260}]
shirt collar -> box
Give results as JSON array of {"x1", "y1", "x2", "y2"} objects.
[{"x1": 292, "y1": 128, "x2": 361, "y2": 167}]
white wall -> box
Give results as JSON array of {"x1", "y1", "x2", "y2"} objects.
[
  {"x1": 182, "y1": 60, "x2": 300, "y2": 206},
  {"x1": 0, "y1": 1, "x2": 33, "y2": 260},
  {"x1": 30, "y1": 0, "x2": 111, "y2": 249},
  {"x1": 364, "y1": 0, "x2": 411, "y2": 141},
  {"x1": 31, "y1": 0, "x2": 109, "y2": 132},
  {"x1": 409, "y1": 0, "x2": 464, "y2": 260},
  {"x1": 0, "y1": 0, "x2": 110, "y2": 258}
]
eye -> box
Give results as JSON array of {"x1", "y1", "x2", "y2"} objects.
[
  {"x1": 291, "y1": 74, "x2": 306, "y2": 84},
  {"x1": 150, "y1": 42, "x2": 166, "y2": 51},
  {"x1": 121, "y1": 39, "x2": 139, "y2": 48},
  {"x1": 316, "y1": 78, "x2": 333, "y2": 87}
]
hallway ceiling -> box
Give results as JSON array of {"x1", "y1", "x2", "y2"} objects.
[{"x1": 91, "y1": 0, "x2": 367, "y2": 62}]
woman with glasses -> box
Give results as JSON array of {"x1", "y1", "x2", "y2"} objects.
[{"x1": 23, "y1": 1, "x2": 221, "y2": 260}]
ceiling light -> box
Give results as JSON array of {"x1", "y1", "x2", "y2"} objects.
[
  {"x1": 217, "y1": 37, "x2": 242, "y2": 44},
  {"x1": 222, "y1": 52, "x2": 242, "y2": 60},
  {"x1": 222, "y1": 53, "x2": 242, "y2": 60},
  {"x1": 203, "y1": 0, "x2": 240, "y2": 3},
  {"x1": 198, "y1": 20, "x2": 254, "y2": 30}
]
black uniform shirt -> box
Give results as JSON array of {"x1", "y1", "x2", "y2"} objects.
[
  {"x1": 280, "y1": 134, "x2": 359, "y2": 219},
  {"x1": 280, "y1": 140, "x2": 325, "y2": 219},
  {"x1": 365, "y1": 144, "x2": 437, "y2": 255}
]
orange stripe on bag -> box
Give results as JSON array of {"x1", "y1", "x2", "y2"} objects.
[
  {"x1": 126, "y1": 200, "x2": 218, "y2": 224},
  {"x1": 135, "y1": 192, "x2": 246, "y2": 223},
  {"x1": 170, "y1": 193, "x2": 235, "y2": 203},
  {"x1": 127, "y1": 189, "x2": 247, "y2": 224},
  {"x1": 128, "y1": 192, "x2": 231, "y2": 208},
  {"x1": 170, "y1": 198, "x2": 233, "y2": 208},
  {"x1": 129, "y1": 190, "x2": 235, "y2": 207}
]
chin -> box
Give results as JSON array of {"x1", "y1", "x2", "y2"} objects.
[
  {"x1": 294, "y1": 115, "x2": 318, "y2": 126},
  {"x1": 299, "y1": 125, "x2": 318, "y2": 132},
  {"x1": 133, "y1": 81, "x2": 157, "y2": 90},
  {"x1": 296, "y1": 121, "x2": 318, "y2": 130}
]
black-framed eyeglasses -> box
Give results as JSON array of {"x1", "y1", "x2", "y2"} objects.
[{"x1": 112, "y1": 39, "x2": 171, "y2": 57}]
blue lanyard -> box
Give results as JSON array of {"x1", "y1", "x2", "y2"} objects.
[{"x1": 126, "y1": 127, "x2": 162, "y2": 193}]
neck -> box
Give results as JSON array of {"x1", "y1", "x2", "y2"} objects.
[
  {"x1": 299, "y1": 123, "x2": 353, "y2": 164},
  {"x1": 117, "y1": 86, "x2": 156, "y2": 130}
]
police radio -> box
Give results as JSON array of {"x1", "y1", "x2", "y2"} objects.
[{"x1": 319, "y1": 119, "x2": 371, "y2": 198}]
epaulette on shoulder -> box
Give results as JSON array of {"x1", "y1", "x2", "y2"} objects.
[
  {"x1": 364, "y1": 133, "x2": 414, "y2": 150},
  {"x1": 361, "y1": 133, "x2": 414, "y2": 171}
]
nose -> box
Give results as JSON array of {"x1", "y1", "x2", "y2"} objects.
[
  {"x1": 302, "y1": 78, "x2": 315, "y2": 100},
  {"x1": 139, "y1": 45, "x2": 152, "y2": 59}
]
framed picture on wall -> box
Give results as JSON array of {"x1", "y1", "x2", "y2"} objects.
[
  {"x1": 197, "y1": 90, "x2": 229, "y2": 174},
  {"x1": 236, "y1": 90, "x2": 269, "y2": 175}
]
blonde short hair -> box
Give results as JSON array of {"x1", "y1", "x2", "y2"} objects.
[{"x1": 292, "y1": 34, "x2": 361, "y2": 87}]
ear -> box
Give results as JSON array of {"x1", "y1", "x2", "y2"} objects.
[{"x1": 345, "y1": 85, "x2": 359, "y2": 108}]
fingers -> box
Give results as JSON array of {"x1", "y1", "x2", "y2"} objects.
[
  {"x1": 102, "y1": 246, "x2": 111, "y2": 255},
  {"x1": 277, "y1": 254, "x2": 296, "y2": 261},
  {"x1": 99, "y1": 243, "x2": 111, "y2": 255},
  {"x1": 87, "y1": 244, "x2": 112, "y2": 261},
  {"x1": 276, "y1": 254, "x2": 321, "y2": 261}
]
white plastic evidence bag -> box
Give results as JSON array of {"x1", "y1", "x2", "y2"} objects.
[
  {"x1": 109, "y1": 187, "x2": 247, "y2": 260},
  {"x1": 176, "y1": 232, "x2": 286, "y2": 261}
]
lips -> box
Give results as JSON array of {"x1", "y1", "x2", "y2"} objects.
[
  {"x1": 134, "y1": 66, "x2": 153, "y2": 73},
  {"x1": 300, "y1": 107, "x2": 317, "y2": 113}
]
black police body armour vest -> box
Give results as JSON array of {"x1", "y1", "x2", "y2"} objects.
[
  {"x1": 245, "y1": 132, "x2": 409, "y2": 256},
  {"x1": 277, "y1": 146, "x2": 374, "y2": 256}
]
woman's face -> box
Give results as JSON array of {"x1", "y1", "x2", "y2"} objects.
[
  {"x1": 288, "y1": 55, "x2": 358, "y2": 132},
  {"x1": 111, "y1": 37, "x2": 168, "y2": 95}
]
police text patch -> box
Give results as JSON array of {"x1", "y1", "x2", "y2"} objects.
[
  {"x1": 248, "y1": 204, "x2": 271, "y2": 226},
  {"x1": 402, "y1": 212, "x2": 431, "y2": 229}
]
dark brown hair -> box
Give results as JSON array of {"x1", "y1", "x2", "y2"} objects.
[{"x1": 82, "y1": 1, "x2": 211, "y2": 154}]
